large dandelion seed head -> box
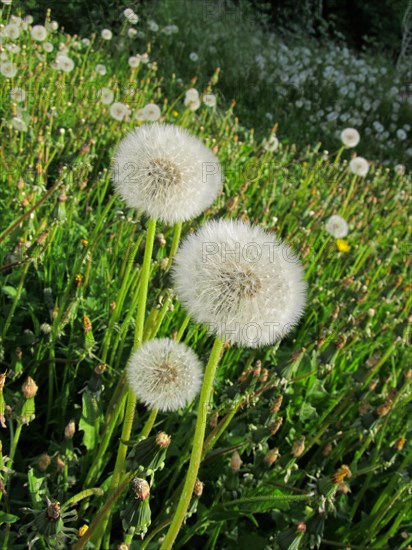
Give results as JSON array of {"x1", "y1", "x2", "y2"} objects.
[
  {"x1": 112, "y1": 123, "x2": 223, "y2": 224},
  {"x1": 172, "y1": 220, "x2": 307, "y2": 348},
  {"x1": 325, "y1": 215, "x2": 349, "y2": 238},
  {"x1": 340, "y1": 128, "x2": 360, "y2": 148},
  {"x1": 126, "y1": 338, "x2": 203, "y2": 412}
]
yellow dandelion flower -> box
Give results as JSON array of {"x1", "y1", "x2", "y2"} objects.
[
  {"x1": 332, "y1": 465, "x2": 352, "y2": 484},
  {"x1": 83, "y1": 315, "x2": 92, "y2": 333},
  {"x1": 80, "y1": 239, "x2": 88, "y2": 247},
  {"x1": 336, "y1": 239, "x2": 350, "y2": 253},
  {"x1": 172, "y1": 110, "x2": 179, "y2": 117}
]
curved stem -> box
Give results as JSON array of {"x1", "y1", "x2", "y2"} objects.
[
  {"x1": 166, "y1": 221, "x2": 182, "y2": 269},
  {"x1": 160, "y1": 337, "x2": 224, "y2": 549},
  {"x1": 140, "y1": 409, "x2": 158, "y2": 439}
]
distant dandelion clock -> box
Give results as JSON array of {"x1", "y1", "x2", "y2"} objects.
[
  {"x1": 30, "y1": 25, "x2": 47, "y2": 41},
  {"x1": 325, "y1": 215, "x2": 348, "y2": 239},
  {"x1": 112, "y1": 123, "x2": 223, "y2": 224},
  {"x1": 349, "y1": 156, "x2": 369, "y2": 177},
  {"x1": 340, "y1": 128, "x2": 360, "y2": 148},
  {"x1": 172, "y1": 220, "x2": 307, "y2": 348},
  {"x1": 126, "y1": 338, "x2": 203, "y2": 411}
]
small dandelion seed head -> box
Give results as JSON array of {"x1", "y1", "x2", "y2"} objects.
[
  {"x1": 340, "y1": 127, "x2": 360, "y2": 148},
  {"x1": 126, "y1": 338, "x2": 203, "y2": 412},
  {"x1": 325, "y1": 215, "x2": 349, "y2": 239},
  {"x1": 349, "y1": 156, "x2": 369, "y2": 177},
  {"x1": 22, "y1": 376, "x2": 38, "y2": 398},
  {"x1": 172, "y1": 220, "x2": 307, "y2": 348},
  {"x1": 131, "y1": 478, "x2": 150, "y2": 501},
  {"x1": 112, "y1": 123, "x2": 223, "y2": 224}
]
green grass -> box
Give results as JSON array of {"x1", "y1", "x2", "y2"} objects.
[{"x1": 0, "y1": 4, "x2": 411, "y2": 550}]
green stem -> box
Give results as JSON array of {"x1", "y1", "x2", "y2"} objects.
[
  {"x1": 140, "y1": 409, "x2": 158, "y2": 439},
  {"x1": 166, "y1": 221, "x2": 182, "y2": 269},
  {"x1": 160, "y1": 337, "x2": 224, "y2": 549},
  {"x1": 92, "y1": 218, "x2": 157, "y2": 548}
]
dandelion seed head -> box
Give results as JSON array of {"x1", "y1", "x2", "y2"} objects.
[
  {"x1": 172, "y1": 220, "x2": 307, "y2": 348},
  {"x1": 349, "y1": 156, "x2": 369, "y2": 177},
  {"x1": 126, "y1": 338, "x2": 203, "y2": 411},
  {"x1": 325, "y1": 215, "x2": 349, "y2": 239},
  {"x1": 112, "y1": 123, "x2": 223, "y2": 224},
  {"x1": 340, "y1": 127, "x2": 360, "y2": 147},
  {"x1": 101, "y1": 29, "x2": 113, "y2": 40}
]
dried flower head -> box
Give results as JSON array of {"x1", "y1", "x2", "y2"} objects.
[
  {"x1": 325, "y1": 215, "x2": 349, "y2": 239},
  {"x1": 112, "y1": 124, "x2": 223, "y2": 224},
  {"x1": 172, "y1": 220, "x2": 307, "y2": 347},
  {"x1": 131, "y1": 478, "x2": 150, "y2": 501},
  {"x1": 22, "y1": 376, "x2": 38, "y2": 398},
  {"x1": 340, "y1": 128, "x2": 360, "y2": 148},
  {"x1": 126, "y1": 338, "x2": 203, "y2": 411},
  {"x1": 230, "y1": 450, "x2": 243, "y2": 472}
]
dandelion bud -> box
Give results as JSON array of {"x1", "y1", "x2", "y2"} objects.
[
  {"x1": 117, "y1": 544, "x2": 129, "y2": 550},
  {"x1": 367, "y1": 308, "x2": 376, "y2": 317},
  {"x1": 40, "y1": 322, "x2": 52, "y2": 334},
  {"x1": 269, "y1": 416, "x2": 283, "y2": 435},
  {"x1": 337, "y1": 482, "x2": 350, "y2": 494},
  {"x1": 38, "y1": 453, "x2": 52, "y2": 471},
  {"x1": 64, "y1": 419, "x2": 76, "y2": 439},
  {"x1": 322, "y1": 442, "x2": 333, "y2": 456},
  {"x1": 230, "y1": 451, "x2": 243, "y2": 472},
  {"x1": 404, "y1": 369, "x2": 412, "y2": 380},
  {"x1": 259, "y1": 368, "x2": 269, "y2": 383},
  {"x1": 46, "y1": 499, "x2": 61, "y2": 520},
  {"x1": 157, "y1": 233, "x2": 166, "y2": 246},
  {"x1": 95, "y1": 363, "x2": 106, "y2": 375},
  {"x1": 132, "y1": 478, "x2": 150, "y2": 501},
  {"x1": 155, "y1": 432, "x2": 171, "y2": 449},
  {"x1": 209, "y1": 411, "x2": 219, "y2": 428},
  {"x1": 264, "y1": 448, "x2": 279, "y2": 467},
  {"x1": 332, "y1": 465, "x2": 352, "y2": 484},
  {"x1": 21, "y1": 376, "x2": 38, "y2": 398},
  {"x1": 296, "y1": 522, "x2": 307, "y2": 533},
  {"x1": 251, "y1": 360, "x2": 261, "y2": 377},
  {"x1": 55, "y1": 455, "x2": 65, "y2": 470},
  {"x1": 160, "y1": 258, "x2": 169, "y2": 270},
  {"x1": 291, "y1": 436, "x2": 305, "y2": 457},
  {"x1": 376, "y1": 400, "x2": 392, "y2": 417},
  {"x1": 193, "y1": 479, "x2": 204, "y2": 497},
  {"x1": 270, "y1": 395, "x2": 283, "y2": 414},
  {"x1": 394, "y1": 436, "x2": 405, "y2": 451}
]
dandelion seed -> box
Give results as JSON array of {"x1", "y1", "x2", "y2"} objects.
[
  {"x1": 95, "y1": 63, "x2": 107, "y2": 76},
  {"x1": 11, "y1": 117, "x2": 28, "y2": 132},
  {"x1": 143, "y1": 103, "x2": 161, "y2": 121},
  {"x1": 112, "y1": 123, "x2": 223, "y2": 224},
  {"x1": 325, "y1": 215, "x2": 349, "y2": 239},
  {"x1": 3, "y1": 24, "x2": 20, "y2": 39},
  {"x1": 349, "y1": 156, "x2": 369, "y2": 177},
  {"x1": 203, "y1": 93, "x2": 217, "y2": 107},
  {"x1": 101, "y1": 29, "x2": 113, "y2": 40},
  {"x1": 172, "y1": 220, "x2": 307, "y2": 347},
  {"x1": 126, "y1": 338, "x2": 203, "y2": 411},
  {"x1": 10, "y1": 87, "x2": 26, "y2": 103},
  {"x1": 109, "y1": 102, "x2": 131, "y2": 121},
  {"x1": 0, "y1": 60, "x2": 17, "y2": 78},
  {"x1": 340, "y1": 128, "x2": 360, "y2": 148},
  {"x1": 263, "y1": 135, "x2": 279, "y2": 152},
  {"x1": 128, "y1": 55, "x2": 141, "y2": 68},
  {"x1": 98, "y1": 87, "x2": 114, "y2": 105},
  {"x1": 30, "y1": 25, "x2": 47, "y2": 41}
]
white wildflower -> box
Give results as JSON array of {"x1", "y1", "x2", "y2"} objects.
[
  {"x1": 263, "y1": 135, "x2": 279, "y2": 152},
  {"x1": 148, "y1": 20, "x2": 159, "y2": 32},
  {"x1": 126, "y1": 338, "x2": 203, "y2": 411},
  {"x1": 172, "y1": 220, "x2": 307, "y2": 347},
  {"x1": 142, "y1": 103, "x2": 161, "y2": 121},
  {"x1": 55, "y1": 54, "x2": 74, "y2": 72},
  {"x1": 3, "y1": 24, "x2": 20, "y2": 39},
  {"x1": 95, "y1": 63, "x2": 107, "y2": 76},
  {"x1": 10, "y1": 87, "x2": 26, "y2": 102},
  {"x1": 396, "y1": 129, "x2": 407, "y2": 140},
  {"x1": 394, "y1": 164, "x2": 405, "y2": 176},
  {"x1": 189, "y1": 52, "x2": 199, "y2": 62},
  {"x1": 11, "y1": 117, "x2": 28, "y2": 132},
  {"x1": 0, "y1": 60, "x2": 17, "y2": 78},
  {"x1": 128, "y1": 28, "x2": 138, "y2": 38},
  {"x1": 134, "y1": 108, "x2": 146, "y2": 121},
  {"x1": 43, "y1": 42, "x2": 53, "y2": 52},
  {"x1": 128, "y1": 55, "x2": 140, "y2": 68},
  {"x1": 112, "y1": 123, "x2": 223, "y2": 224},
  {"x1": 325, "y1": 215, "x2": 349, "y2": 238}
]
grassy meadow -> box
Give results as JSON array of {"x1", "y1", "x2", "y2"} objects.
[{"x1": 0, "y1": 2, "x2": 411, "y2": 549}]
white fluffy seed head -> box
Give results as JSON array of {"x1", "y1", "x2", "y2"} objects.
[
  {"x1": 325, "y1": 215, "x2": 349, "y2": 238},
  {"x1": 341, "y1": 128, "x2": 360, "y2": 148},
  {"x1": 349, "y1": 156, "x2": 369, "y2": 177},
  {"x1": 172, "y1": 220, "x2": 307, "y2": 348},
  {"x1": 112, "y1": 123, "x2": 223, "y2": 224},
  {"x1": 126, "y1": 338, "x2": 203, "y2": 412}
]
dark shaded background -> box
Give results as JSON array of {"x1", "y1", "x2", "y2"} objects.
[{"x1": 17, "y1": 0, "x2": 407, "y2": 59}]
